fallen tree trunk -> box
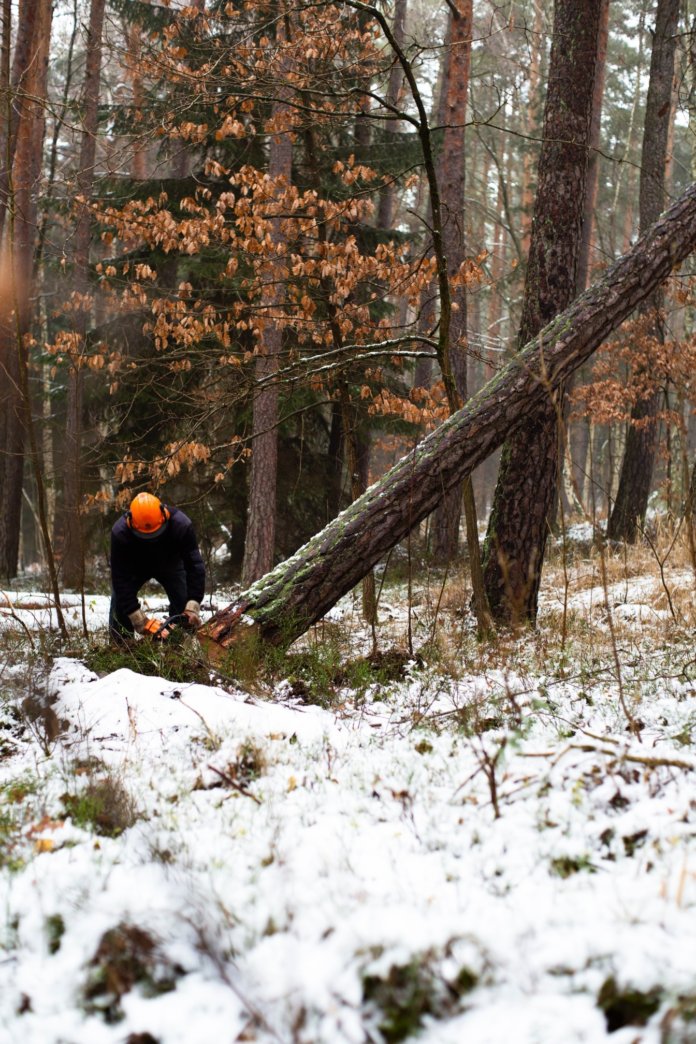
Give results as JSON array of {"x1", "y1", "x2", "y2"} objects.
[{"x1": 202, "y1": 183, "x2": 696, "y2": 650}]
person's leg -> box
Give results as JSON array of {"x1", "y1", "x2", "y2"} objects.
[
  {"x1": 109, "y1": 593, "x2": 135, "y2": 643},
  {"x1": 109, "y1": 577, "x2": 149, "y2": 642},
  {"x1": 155, "y1": 565, "x2": 187, "y2": 619}
]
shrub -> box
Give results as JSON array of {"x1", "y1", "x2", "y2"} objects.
[
  {"x1": 83, "y1": 923, "x2": 184, "y2": 1023},
  {"x1": 84, "y1": 637, "x2": 210, "y2": 685},
  {"x1": 362, "y1": 950, "x2": 479, "y2": 1043},
  {"x1": 598, "y1": 976, "x2": 662, "y2": 1032},
  {"x1": 62, "y1": 773, "x2": 138, "y2": 838}
]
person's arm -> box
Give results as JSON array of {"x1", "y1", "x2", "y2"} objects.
[{"x1": 180, "y1": 523, "x2": 205, "y2": 624}]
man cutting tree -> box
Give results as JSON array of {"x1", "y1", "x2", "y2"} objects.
[{"x1": 109, "y1": 493, "x2": 205, "y2": 643}]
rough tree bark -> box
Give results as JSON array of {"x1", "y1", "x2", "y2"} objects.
[
  {"x1": 606, "y1": 0, "x2": 680, "y2": 543},
  {"x1": 0, "y1": 0, "x2": 52, "y2": 579},
  {"x1": 241, "y1": 10, "x2": 292, "y2": 585},
  {"x1": 481, "y1": 0, "x2": 603, "y2": 626},
  {"x1": 576, "y1": 0, "x2": 610, "y2": 295},
  {"x1": 201, "y1": 181, "x2": 696, "y2": 651},
  {"x1": 0, "y1": 0, "x2": 40, "y2": 242},
  {"x1": 376, "y1": 0, "x2": 406, "y2": 231},
  {"x1": 431, "y1": 0, "x2": 475, "y2": 561},
  {"x1": 570, "y1": 0, "x2": 609, "y2": 508}
]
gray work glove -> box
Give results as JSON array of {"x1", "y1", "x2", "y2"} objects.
[
  {"x1": 182, "y1": 600, "x2": 202, "y2": 630},
  {"x1": 128, "y1": 608, "x2": 170, "y2": 640},
  {"x1": 128, "y1": 608, "x2": 148, "y2": 634}
]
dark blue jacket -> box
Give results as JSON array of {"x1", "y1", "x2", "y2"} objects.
[{"x1": 110, "y1": 506, "x2": 205, "y2": 616}]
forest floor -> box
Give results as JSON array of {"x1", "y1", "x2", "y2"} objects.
[{"x1": 1, "y1": 529, "x2": 696, "y2": 1043}]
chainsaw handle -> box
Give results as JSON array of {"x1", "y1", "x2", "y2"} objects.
[{"x1": 152, "y1": 612, "x2": 196, "y2": 638}]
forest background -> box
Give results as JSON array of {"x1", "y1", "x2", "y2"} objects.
[{"x1": 1, "y1": 0, "x2": 695, "y2": 633}]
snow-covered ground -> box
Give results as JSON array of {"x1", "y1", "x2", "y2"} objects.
[{"x1": 1, "y1": 557, "x2": 696, "y2": 1043}]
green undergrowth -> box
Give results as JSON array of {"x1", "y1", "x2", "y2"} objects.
[
  {"x1": 283, "y1": 644, "x2": 417, "y2": 707},
  {"x1": 82, "y1": 922, "x2": 184, "y2": 1024},
  {"x1": 0, "y1": 774, "x2": 41, "y2": 872},
  {"x1": 210, "y1": 620, "x2": 419, "y2": 706},
  {"x1": 361, "y1": 946, "x2": 479, "y2": 1043},
  {"x1": 597, "y1": 976, "x2": 663, "y2": 1033},
  {"x1": 83, "y1": 635, "x2": 211, "y2": 685},
  {"x1": 61, "y1": 768, "x2": 139, "y2": 838}
]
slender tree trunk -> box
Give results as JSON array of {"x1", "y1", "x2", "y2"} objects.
[
  {"x1": 485, "y1": 126, "x2": 508, "y2": 348},
  {"x1": 520, "y1": 0, "x2": 544, "y2": 257},
  {"x1": 0, "y1": 0, "x2": 51, "y2": 580},
  {"x1": 566, "y1": 0, "x2": 609, "y2": 514},
  {"x1": 686, "y1": 454, "x2": 696, "y2": 575},
  {"x1": 326, "y1": 401, "x2": 344, "y2": 520},
  {"x1": 576, "y1": 0, "x2": 610, "y2": 293},
  {"x1": 607, "y1": 0, "x2": 680, "y2": 543},
  {"x1": 201, "y1": 182, "x2": 696, "y2": 650},
  {"x1": 376, "y1": 0, "x2": 407, "y2": 230},
  {"x1": 432, "y1": 0, "x2": 474, "y2": 562},
  {"x1": 241, "y1": 13, "x2": 292, "y2": 585},
  {"x1": 608, "y1": 1, "x2": 647, "y2": 258},
  {"x1": 0, "y1": 0, "x2": 40, "y2": 242},
  {"x1": 481, "y1": 0, "x2": 603, "y2": 626},
  {"x1": 61, "y1": 0, "x2": 107, "y2": 589}
]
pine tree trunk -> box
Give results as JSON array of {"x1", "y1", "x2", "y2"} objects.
[
  {"x1": 0, "y1": 0, "x2": 40, "y2": 241},
  {"x1": 520, "y1": 0, "x2": 544, "y2": 258},
  {"x1": 607, "y1": 0, "x2": 680, "y2": 543},
  {"x1": 432, "y1": 0, "x2": 473, "y2": 562},
  {"x1": 201, "y1": 182, "x2": 696, "y2": 651},
  {"x1": 376, "y1": 0, "x2": 407, "y2": 230},
  {"x1": 0, "y1": 0, "x2": 52, "y2": 580},
  {"x1": 241, "y1": 15, "x2": 293, "y2": 585},
  {"x1": 481, "y1": 0, "x2": 603, "y2": 626},
  {"x1": 576, "y1": 0, "x2": 610, "y2": 293},
  {"x1": 61, "y1": 0, "x2": 107, "y2": 589}
]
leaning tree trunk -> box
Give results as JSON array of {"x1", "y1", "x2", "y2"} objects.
[
  {"x1": 606, "y1": 0, "x2": 680, "y2": 544},
  {"x1": 200, "y1": 181, "x2": 696, "y2": 652},
  {"x1": 481, "y1": 0, "x2": 603, "y2": 626}
]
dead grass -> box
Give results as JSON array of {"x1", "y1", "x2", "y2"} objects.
[{"x1": 61, "y1": 770, "x2": 139, "y2": 838}]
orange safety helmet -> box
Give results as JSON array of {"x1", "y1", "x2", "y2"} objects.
[{"x1": 126, "y1": 493, "x2": 170, "y2": 539}]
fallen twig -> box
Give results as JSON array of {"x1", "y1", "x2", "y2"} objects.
[{"x1": 207, "y1": 763, "x2": 263, "y2": 805}]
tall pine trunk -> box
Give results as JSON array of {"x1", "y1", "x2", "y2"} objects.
[
  {"x1": 606, "y1": 0, "x2": 680, "y2": 543},
  {"x1": 431, "y1": 0, "x2": 474, "y2": 561},
  {"x1": 201, "y1": 183, "x2": 696, "y2": 650},
  {"x1": 241, "y1": 12, "x2": 292, "y2": 585},
  {"x1": 0, "y1": 0, "x2": 52, "y2": 579},
  {"x1": 481, "y1": 0, "x2": 602, "y2": 626},
  {"x1": 568, "y1": 0, "x2": 609, "y2": 511},
  {"x1": 61, "y1": 0, "x2": 107, "y2": 589}
]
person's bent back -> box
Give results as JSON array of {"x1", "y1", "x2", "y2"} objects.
[{"x1": 109, "y1": 492, "x2": 205, "y2": 642}]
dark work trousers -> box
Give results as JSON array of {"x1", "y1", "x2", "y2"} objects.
[{"x1": 109, "y1": 565, "x2": 188, "y2": 640}]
